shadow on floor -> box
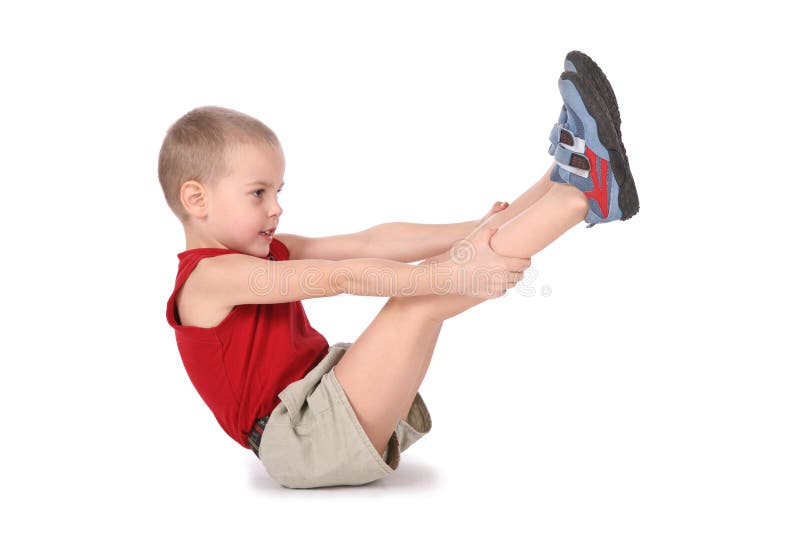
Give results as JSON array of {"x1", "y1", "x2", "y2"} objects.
[{"x1": 247, "y1": 456, "x2": 441, "y2": 493}]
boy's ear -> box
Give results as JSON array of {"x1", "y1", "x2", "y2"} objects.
[{"x1": 180, "y1": 180, "x2": 209, "y2": 218}]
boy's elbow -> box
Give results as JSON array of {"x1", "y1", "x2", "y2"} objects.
[
  {"x1": 329, "y1": 258, "x2": 402, "y2": 297},
  {"x1": 322, "y1": 259, "x2": 356, "y2": 297},
  {"x1": 327, "y1": 259, "x2": 359, "y2": 296}
]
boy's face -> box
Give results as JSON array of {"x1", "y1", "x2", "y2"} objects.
[{"x1": 199, "y1": 141, "x2": 285, "y2": 256}]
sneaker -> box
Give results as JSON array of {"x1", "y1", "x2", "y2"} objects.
[
  {"x1": 563, "y1": 50, "x2": 633, "y2": 183},
  {"x1": 564, "y1": 51, "x2": 623, "y2": 150},
  {"x1": 548, "y1": 70, "x2": 639, "y2": 226}
]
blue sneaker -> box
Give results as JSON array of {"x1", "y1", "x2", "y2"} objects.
[
  {"x1": 564, "y1": 51, "x2": 623, "y2": 148},
  {"x1": 548, "y1": 70, "x2": 639, "y2": 226},
  {"x1": 562, "y1": 51, "x2": 635, "y2": 202}
]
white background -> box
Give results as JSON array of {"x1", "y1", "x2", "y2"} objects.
[{"x1": 2, "y1": 1, "x2": 798, "y2": 532}]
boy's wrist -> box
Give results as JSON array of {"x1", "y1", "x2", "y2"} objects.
[
  {"x1": 421, "y1": 258, "x2": 464, "y2": 297},
  {"x1": 334, "y1": 257, "x2": 470, "y2": 298},
  {"x1": 404, "y1": 261, "x2": 457, "y2": 298},
  {"x1": 334, "y1": 258, "x2": 442, "y2": 297}
]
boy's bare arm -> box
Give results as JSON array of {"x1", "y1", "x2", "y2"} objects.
[
  {"x1": 341, "y1": 201, "x2": 510, "y2": 262},
  {"x1": 194, "y1": 253, "x2": 452, "y2": 307},
  {"x1": 360, "y1": 220, "x2": 479, "y2": 263},
  {"x1": 276, "y1": 202, "x2": 509, "y2": 263},
  {"x1": 273, "y1": 223, "x2": 476, "y2": 263}
]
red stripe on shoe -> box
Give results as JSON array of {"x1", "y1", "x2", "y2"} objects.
[{"x1": 583, "y1": 146, "x2": 610, "y2": 218}]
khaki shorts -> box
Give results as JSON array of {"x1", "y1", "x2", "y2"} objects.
[{"x1": 258, "y1": 341, "x2": 432, "y2": 489}]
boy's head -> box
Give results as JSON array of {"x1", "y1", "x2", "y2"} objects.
[{"x1": 158, "y1": 106, "x2": 285, "y2": 255}]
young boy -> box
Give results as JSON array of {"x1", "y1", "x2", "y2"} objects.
[{"x1": 161, "y1": 50, "x2": 639, "y2": 489}]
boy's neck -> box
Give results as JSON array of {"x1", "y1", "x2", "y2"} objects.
[{"x1": 184, "y1": 230, "x2": 226, "y2": 251}]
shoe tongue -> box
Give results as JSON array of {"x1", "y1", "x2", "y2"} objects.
[
  {"x1": 557, "y1": 105, "x2": 567, "y2": 126},
  {"x1": 548, "y1": 105, "x2": 573, "y2": 156},
  {"x1": 562, "y1": 103, "x2": 585, "y2": 140},
  {"x1": 549, "y1": 163, "x2": 567, "y2": 184}
]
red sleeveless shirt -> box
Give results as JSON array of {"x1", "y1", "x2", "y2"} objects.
[{"x1": 165, "y1": 237, "x2": 330, "y2": 448}]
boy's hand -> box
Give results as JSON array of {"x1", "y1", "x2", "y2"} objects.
[
  {"x1": 438, "y1": 226, "x2": 531, "y2": 299},
  {"x1": 478, "y1": 201, "x2": 509, "y2": 226}
]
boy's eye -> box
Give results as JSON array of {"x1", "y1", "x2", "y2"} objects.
[{"x1": 252, "y1": 188, "x2": 282, "y2": 198}]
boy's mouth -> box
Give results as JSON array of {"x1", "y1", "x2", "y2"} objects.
[{"x1": 259, "y1": 228, "x2": 275, "y2": 240}]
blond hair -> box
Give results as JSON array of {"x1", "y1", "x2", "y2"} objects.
[{"x1": 158, "y1": 105, "x2": 280, "y2": 222}]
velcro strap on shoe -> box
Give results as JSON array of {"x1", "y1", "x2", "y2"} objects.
[
  {"x1": 552, "y1": 145, "x2": 590, "y2": 179},
  {"x1": 554, "y1": 144, "x2": 590, "y2": 171},
  {"x1": 548, "y1": 123, "x2": 586, "y2": 153},
  {"x1": 549, "y1": 123, "x2": 590, "y2": 178}
]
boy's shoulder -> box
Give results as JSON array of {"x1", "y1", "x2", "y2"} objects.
[
  {"x1": 173, "y1": 241, "x2": 287, "y2": 328},
  {"x1": 175, "y1": 253, "x2": 238, "y2": 329}
]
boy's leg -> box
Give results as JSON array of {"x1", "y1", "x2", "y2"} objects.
[
  {"x1": 388, "y1": 161, "x2": 559, "y2": 417},
  {"x1": 489, "y1": 180, "x2": 589, "y2": 257},
  {"x1": 333, "y1": 176, "x2": 589, "y2": 458},
  {"x1": 477, "y1": 162, "x2": 558, "y2": 234},
  {"x1": 393, "y1": 177, "x2": 586, "y2": 417}
]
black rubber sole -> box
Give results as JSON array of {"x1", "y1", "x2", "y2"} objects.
[
  {"x1": 560, "y1": 70, "x2": 639, "y2": 221},
  {"x1": 565, "y1": 51, "x2": 638, "y2": 220},
  {"x1": 566, "y1": 51, "x2": 622, "y2": 134}
]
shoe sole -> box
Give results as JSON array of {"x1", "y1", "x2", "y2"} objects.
[
  {"x1": 564, "y1": 52, "x2": 638, "y2": 220},
  {"x1": 565, "y1": 50, "x2": 627, "y2": 167},
  {"x1": 560, "y1": 70, "x2": 639, "y2": 221},
  {"x1": 565, "y1": 51, "x2": 622, "y2": 134}
]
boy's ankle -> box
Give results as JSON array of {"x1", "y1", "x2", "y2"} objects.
[{"x1": 550, "y1": 182, "x2": 590, "y2": 217}]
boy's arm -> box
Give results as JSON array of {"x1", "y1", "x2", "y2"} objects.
[
  {"x1": 358, "y1": 220, "x2": 479, "y2": 263},
  {"x1": 275, "y1": 220, "x2": 480, "y2": 263},
  {"x1": 275, "y1": 201, "x2": 507, "y2": 262},
  {"x1": 355, "y1": 201, "x2": 509, "y2": 261},
  {"x1": 194, "y1": 253, "x2": 449, "y2": 307}
]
